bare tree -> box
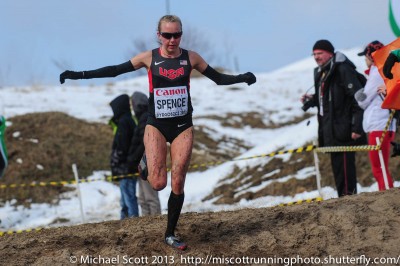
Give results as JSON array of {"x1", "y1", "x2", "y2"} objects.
[
  {"x1": 179, "y1": 25, "x2": 216, "y2": 64},
  {"x1": 52, "y1": 59, "x2": 73, "y2": 72}
]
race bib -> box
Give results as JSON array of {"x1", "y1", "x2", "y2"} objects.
[{"x1": 154, "y1": 86, "x2": 188, "y2": 118}]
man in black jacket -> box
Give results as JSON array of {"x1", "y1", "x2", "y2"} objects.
[
  {"x1": 301, "y1": 40, "x2": 365, "y2": 197},
  {"x1": 109, "y1": 94, "x2": 138, "y2": 219},
  {"x1": 128, "y1": 91, "x2": 161, "y2": 215}
]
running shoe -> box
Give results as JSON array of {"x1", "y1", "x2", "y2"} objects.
[
  {"x1": 138, "y1": 154, "x2": 148, "y2": 180},
  {"x1": 165, "y1": 235, "x2": 187, "y2": 250}
]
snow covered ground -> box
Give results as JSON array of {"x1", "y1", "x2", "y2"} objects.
[{"x1": 1, "y1": 48, "x2": 397, "y2": 232}]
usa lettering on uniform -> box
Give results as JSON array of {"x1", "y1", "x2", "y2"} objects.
[{"x1": 159, "y1": 67, "x2": 184, "y2": 79}]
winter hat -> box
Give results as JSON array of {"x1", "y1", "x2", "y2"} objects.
[
  {"x1": 131, "y1": 91, "x2": 148, "y2": 107},
  {"x1": 110, "y1": 94, "x2": 130, "y2": 118},
  {"x1": 313, "y1": 40, "x2": 335, "y2": 54},
  {"x1": 131, "y1": 91, "x2": 148, "y2": 114},
  {"x1": 357, "y1": 40, "x2": 384, "y2": 57}
]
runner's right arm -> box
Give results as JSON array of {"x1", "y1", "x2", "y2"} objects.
[
  {"x1": 59, "y1": 61, "x2": 135, "y2": 84},
  {"x1": 59, "y1": 51, "x2": 151, "y2": 84}
]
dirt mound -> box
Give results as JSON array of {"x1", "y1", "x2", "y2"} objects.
[
  {"x1": 1, "y1": 188, "x2": 399, "y2": 265},
  {"x1": 1, "y1": 112, "x2": 113, "y2": 205}
]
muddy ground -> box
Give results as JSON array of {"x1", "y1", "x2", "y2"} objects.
[{"x1": 1, "y1": 188, "x2": 399, "y2": 266}]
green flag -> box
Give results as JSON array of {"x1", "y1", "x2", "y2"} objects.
[
  {"x1": 389, "y1": 0, "x2": 400, "y2": 37},
  {"x1": 0, "y1": 116, "x2": 8, "y2": 178}
]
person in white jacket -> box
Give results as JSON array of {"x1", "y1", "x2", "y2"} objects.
[{"x1": 355, "y1": 40, "x2": 396, "y2": 191}]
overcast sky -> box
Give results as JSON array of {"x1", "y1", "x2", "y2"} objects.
[{"x1": 0, "y1": 0, "x2": 397, "y2": 87}]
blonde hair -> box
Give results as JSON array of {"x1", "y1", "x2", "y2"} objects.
[{"x1": 157, "y1": 15, "x2": 182, "y2": 32}]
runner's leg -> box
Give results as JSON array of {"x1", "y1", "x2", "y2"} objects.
[
  {"x1": 144, "y1": 125, "x2": 168, "y2": 191},
  {"x1": 164, "y1": 126, "x2": 193, "y2": 250},
  {"x1": 170, "y1": 126, "x2": 193, "y2": 194},
  {"x1": 165, "y1": 127, "x2": 193, "y2": 237}
]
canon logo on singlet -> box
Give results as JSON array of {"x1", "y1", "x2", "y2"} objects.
[
  {"x1": 159, "y1": 67, "x2": 184, "y2": 79},
  {"x1": 155, "y1": 87, "x2": 187, "y2": 96}
]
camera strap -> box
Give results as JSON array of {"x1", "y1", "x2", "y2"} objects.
[{"x1": 318, "y1": 72, "x2": 328, "y2": 116}]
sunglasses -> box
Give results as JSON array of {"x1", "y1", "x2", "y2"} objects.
[{"x1": 160, "y1": 31, "x2": 183, "y2": 39}]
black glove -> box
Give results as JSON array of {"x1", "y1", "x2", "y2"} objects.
[
  {"x1": 391, "y1": 141, "x2": 400, "y2": 157},
  {"x1": 383, "y1": 53, "x2": 399, "y2": 80},
  {"x1": 59, "y1": 70, "x2": 83, "y2": 84},
  {"x1": 238, "y1": 72, "x2": 256, "y2": 85}
]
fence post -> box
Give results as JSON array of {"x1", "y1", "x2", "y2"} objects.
[
  {"x1": 376, "y1": 137, "x2": 389, "y2": 190},
  {"x1": 313, "y1": 140, "x2": 323, "y2": 198},
  {"x1": 72, "y1": 164, "x2": 85, "y2": 223}
]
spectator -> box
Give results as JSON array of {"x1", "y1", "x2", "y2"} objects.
[
  {"x1": 355, "y1": 41, "x2": 396, "y2": 191},
  {"x1": 128, "y1": 91, "x2": 161, "y2": 216},
  {"x1": 301, "y1": 39, "x2": 365, "y2": 197},
  {"x1": 109, "y1": 94, "x2": 139, "y2": 219}
]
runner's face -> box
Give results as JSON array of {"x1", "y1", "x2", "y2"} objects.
[
  {"x1": 313, "y1": 49, "x2": 333, "y2": 66},
  {"x1": 158, "y1": 22, "x2": 182, "y2": 54}
]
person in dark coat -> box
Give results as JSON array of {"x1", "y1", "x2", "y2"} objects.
[
  {"x1": 109, "y1": 94, "x2": 138, "y2": 219},
  {"x1": 128, "y1": 91, "x2": 161, "y2": 216},
  {"x1": 301, "y1": 40, "x2": 366, "y2": 197}
]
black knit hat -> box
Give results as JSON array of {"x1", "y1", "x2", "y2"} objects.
[
  {"x1": 357, "y1": 40, "x2": 384, "y2": 57},
  {"x1": 313, "y1": 40, "x2": 335, "y2": 54}
]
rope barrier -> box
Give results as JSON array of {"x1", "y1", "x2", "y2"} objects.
[
  {"x1": 0, "y1": 227, "x2": 42, "y2": 237},
  {"x1": 189, "y1": 144, "x2": 316, "y2": 170},
  {"x1": 0, "y1": 145, "x2": 316, "y2": 189},
  {"x1": 0, "y1": 180, "x2": 76, "y2": 189},
  {"x1": 0, "y1": 175, "x2": 141, "y2": 189},
  {"x1": 0, "y1": 111, "x2": 395, "y2": 189},
  {"x1": 377, "y1": 109, "x2": 396, "y2": 149},
  {"x1": 314, "y1": 110, "x2": 395, "y2": 153},
  {"x1": 277, "y1": 197, "x2": 323, "y2": 207},
  {"x1": 315, "y1": 145, "x2": 379, "y2": 153},
  {"x1": 0, "y1": 140, "x2": 386, "y2": 189}
]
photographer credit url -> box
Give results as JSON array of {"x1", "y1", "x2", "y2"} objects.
[{"x1": 68, "y1": 254, "x2": 400, "y2": 265}]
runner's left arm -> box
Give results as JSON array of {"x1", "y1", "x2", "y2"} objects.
[
  {"x1": 190, "y1": 50, "x2": 256, "y2": 86},
  {"x1": 202, "y1": 65, "x2": 256, "y2": 85}
]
